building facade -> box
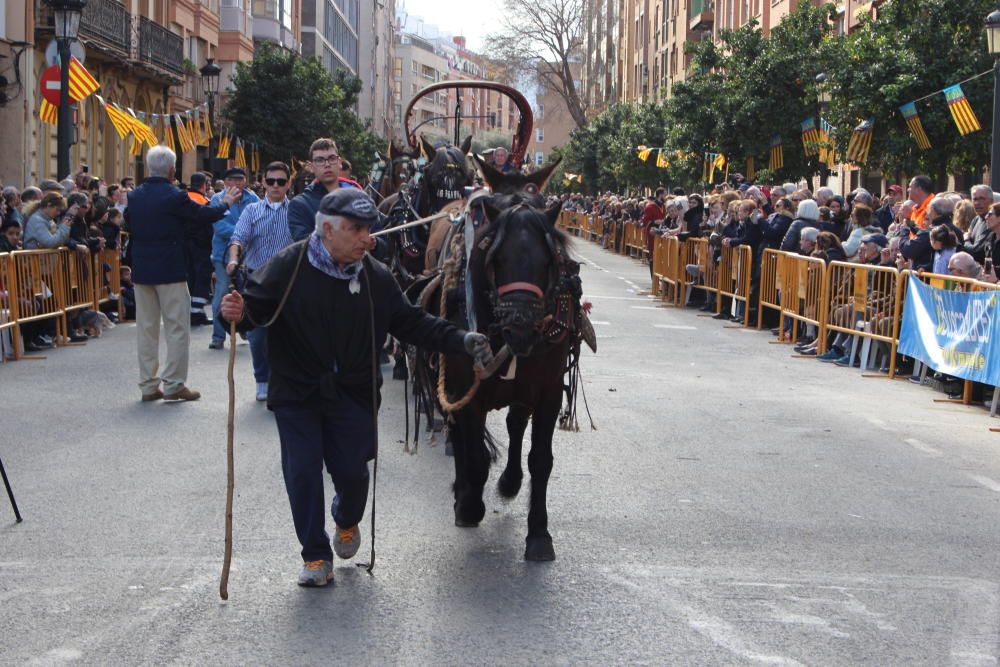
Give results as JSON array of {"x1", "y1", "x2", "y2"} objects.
[
  {"x1": 581, "y1": 0, "x2": 618, "y2": 112},
  {"x1": 524, "y1": 62, "x2": 580, "y2": 168},
  {"x1": 357, "y1": 0, "x2": 395, "y2": 140},
  {"x1": 0, "y1": 1, "x2": 255, "y2": 187},
  {"x1": 301, "y1": 0, "x2": 359, "y2": 75}
]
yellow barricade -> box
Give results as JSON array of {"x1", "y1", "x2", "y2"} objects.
[
  {"x1": 0, "y1": 252, "x2": 22, "y2": 358},
  {"x1": 718, "y1": 244, "x2": 753, "y2": 326},
  {"x1": 679, "y1": 237, "x2": 720, "y2": 311},
  {"x1": 777, "y1": 252, "x2": 827, "y2": 344},
  {"x1": 651, "y1": 235, "x2": 681, "y2": 302},
  {"x1": 10, "y1": 249, "x2": 67, "y2": 348},
  {"x1": 93, "y1": 244, "x2": 121, "y2": 315},
  {"x1": 62, "y1": 247, "x2": 97, "y2": 314},
  {"x1": 624, "y1": 223, "x2": 647, "y2": 258},
  {"x1": 901, "y1": 270, "x2": 1000, "y2": 402},
  {"x1": 757, "y1": 248, "x2": 782, "y2": 328},
  {"x1": 825, "y1": 261, "x2": 901, "y2": 375}
]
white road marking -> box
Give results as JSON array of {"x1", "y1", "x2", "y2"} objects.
[
  {"x1": 866, "y1": 416, "x2": 891, "y2": 431},
  {"x1": 583, "y1": 294, "x2": 659, "y2": 301},
  {"x1": 631, "y1": 305, "x2": 667, "y2": 310},
  {"x1": 904, "y1": 438, "x2": 942, "y2": 458},
  {"x1": 967, "y1": 474, "x2": 1000, "y2": 494},
  {"x1": 655, "y1": 324, "x2": 697, "y2": 330},
  {"x1": 590, "y1": 320, "x2": 611, "y2": 325}
]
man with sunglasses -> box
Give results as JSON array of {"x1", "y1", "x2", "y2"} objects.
[
  {"x1": 288, "y1": 138, "x2": 362, "y2": 242},
  {"x1": 208, "y1": 167, "x2": 259, "y2": 349},
  {"x1": 226, "y1": 162, "x2": 295, "y2": 400}
]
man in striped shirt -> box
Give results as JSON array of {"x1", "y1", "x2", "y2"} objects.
[{"x1": 226, "y1": 161, "x2": 295, "y2": 401}]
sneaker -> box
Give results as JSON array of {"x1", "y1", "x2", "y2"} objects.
[
  {"x1": 334, "y1": 525, "x2": 361, "y2": 559},
  {"x1": 38, "y1": 335, "x2": 54, "y2": 345},
  {"x1": 208, "y1": 339, "x2": 225, "y2": 350},
  {"x1": 833, "y1": 355, "x2": 853, "y2": 367},
  {"x1": 255, "y1": 382, "x2": 268, "y2": 402},
  {"x1": 799, "y1": 348, "x2": 818, "y2": 356},
  {"x1": 163, "y1": 386, "x2": 201, "y2": 401},
  {"x1": 297, "y1": 560, "x2": 334, "y2": 587},
  {"x1": 816, "y1": 350, "x2": 841, "y2": 361}
]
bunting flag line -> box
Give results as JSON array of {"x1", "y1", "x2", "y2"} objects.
[
  {"x1": 900, "y1": 102, "x2": 931, "y2": 150},
  {"x1": 105, "y1": 103, "x2": 134, "y2": 139},
  {"x1": 702, "y1": 152, "x2": 714, "y2": 183},
  {"x1": 801, "y1": 118, "x2": 820, "y2": 156},
  {"x1": 818, "y1": 118, "x2": 837, "y2": 166},
  {"x1": 67, "y1": 57, "x2": 100, "y2": 103},
  {"x1": 129, "y1": 134, "x2": 144, "y2": 157},
  {"x1": 845, "y1": 118, "x2": 874, "y2": 164},
  {"x1": 769, "y1": 134, "x2": 784, "y2": 171},
  {"x1": 943, "y1": 84, "x2": 981, "y2": 136},
  {"x1": 217, "y1": 133, "x2": 231, "y2": 159},
  {"x1": 713, "y1": 153, "x2": 727, "y2": 180},
  {"x1": 127, "y1": 108, "x2": 157, "y2": 147},
  {"x1": 252, "y1": 145, "x2": 261, "y2": 174},
  {"x1": 39, "y1": 99, "x2": 58, "y2": 125},
  {"x1": 174, "y1": 114, "x2": 194, "y2": 153},
  {"x1": 234, "y1": 138, "x2": 247, "y2": 169},
  {"x1": 160, "y1": 114, "x2": 175, "y2": 153},
  {"x1": 745, "y1": 156, "x2": 755, "y2": 182},
  {"x1": 656, "y1": 151, "x2": 669, "y2": 169},
  {"x1": 637, "y1": 147, "x2": 653, "y2": 162}
]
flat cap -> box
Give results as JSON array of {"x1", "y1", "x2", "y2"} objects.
[
  {"x1": 318, "y1": 188, "x2": 379, "y2": 225},
  {"x1": 861, "y1": 233, "x2": 888, "y2": 248},
  {"x1": 223, "y1": 167, "x2": 247, "y2": 179}
]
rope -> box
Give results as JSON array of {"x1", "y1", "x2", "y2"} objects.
[
  {"x1": 436, "y1": 223, "x2": 483, "y2": 412},
  {"x1": 910, "y1": 69, "x2": 992, "y2": 105}
]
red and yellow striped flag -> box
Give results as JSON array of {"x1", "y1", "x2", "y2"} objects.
[
  {"x1": 845, "y1": 118, "x2": 874, "y2": 164},
  {"x1": 67, "y1": 57, "x2": 99, "y2": 103},
  {"x1": 900, "y1": 103, "x2": 931, "y2": 150},
  {"x1": 769, "y1": 135, "x2": 784, "y2": 171},
  {"x1": 251, "y1": 144, "x2": 260, "y2": 174},
  {"x1": 801, "y1": 118, "x2": 820, "y2": 156},
  {"x1": 105, "y1": 103, "x2": 134, "y2": 139},
  {"x1": 39, "y1": 99, "x2": 58, "y2": 125},
  {"x1": 204, "y1": 109, "x2": 214, "y2": 142},
  {"x1": 174, "y1": 114, "x2": 194, "y2": 153},
  {"x1": 161, "y1": 115, "x2": 175, "y2": 152},
  {"x1": 127, "y1": 109, "x2": 158, "y2": 146},
  {"x1": 129, "y1": 134, "x2": 144, "y2": 157},
  {"x1": 234, "y1": 138, "x2": 247, "y2": 169},
  {"x1": 216, "y1": 133, "x2": 231, "y2": 159},
  {"x1": 745, "y1": 156, "x2": 755, "y2": 182},
  {"x1": 944, "y1": 85, "x2": 981, "y2": 136}
]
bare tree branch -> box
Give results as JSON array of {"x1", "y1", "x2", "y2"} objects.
[{"x1": 485, "y1": 0, "x2": 588, "y2": 128}]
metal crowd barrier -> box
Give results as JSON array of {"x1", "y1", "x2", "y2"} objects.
[
  {"x1": 718, "y1": 244, "x2": 754, "y2": 326},
  {"x1": 680, "y1": 237, "x2": 719, "y2": 311},
  {"x1": 777, "y1": 253, "x2": 827, "y2": 344},
  {"x1": 824, "y1": 261, "x2": 902, "y2": 376},
  {"x1": 652, "y1": 235, "x2": 681, "y2": 302},
  {"x1": 757, "y1": 248, "x2": 783, "y2": 329},
  {"x1": 1, "y1": 242, "x2": 123, "y2": 361}
]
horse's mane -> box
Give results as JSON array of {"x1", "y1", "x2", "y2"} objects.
[{"x1": 489, "y1": 193, "x2": 571, "y2": 257}]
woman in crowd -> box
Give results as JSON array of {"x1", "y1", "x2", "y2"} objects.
[
  {"x1": 929, "y1": 224, "x2": 959, "y2": 275},
  {"x1": 22, "y1": 193, "x2": 72, "y2": 250},
  {"x1": 842, "y1": 204, "x2": 882, "y2": 260},
  {"x1": 952, "y1": 199, "x2": 976, "y2": 236},
  {"x1": 781, "y1": 199, "x2": 820, "y2": 252}
]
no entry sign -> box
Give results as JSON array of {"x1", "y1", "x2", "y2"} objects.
[{"x1": 40, "y1": 65, "x2": 62, "y2": 106}]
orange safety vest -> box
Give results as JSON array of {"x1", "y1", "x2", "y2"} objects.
[
  {"x1": 187, "y1": 190, "x2": 209, "y2": 206},
  {"x1": 911, "y1": 193, "x2": 933, "y2": 230}
]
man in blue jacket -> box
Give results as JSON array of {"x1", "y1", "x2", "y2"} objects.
[
  {"x1": 288, "y1": 138, "x2": 360, "y2": 242},
  {"x1": 127, "y1": 145, "x2": 239, "y2": 401},
  {"x1": 208, "y1": 167, "x2": 259, "y2": 349}
]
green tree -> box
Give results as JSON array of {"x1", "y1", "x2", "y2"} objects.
[
  {"x1": 223, "y1": 42, "x2": 383, "y2": 171},
  {"x1": 825, "y1": 0, "x2": 994, "y2": 183}
]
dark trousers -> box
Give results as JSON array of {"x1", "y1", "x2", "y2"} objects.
[
  {"x1": 274, "y1": 399, "x2": 374, "y2": 562},
  {"x1": 184, "y1": 240, "x2": 212, "y2": 305}
]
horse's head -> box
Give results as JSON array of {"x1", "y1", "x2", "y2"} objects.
[
  {"x1": 387, "y1": 142, "x2": 416, "y2": 190},
  {"x1": 420, "y1": 134, "x2": 474, "y2": 205},
  {"x1": 480, "y1": 199, "x2": 567, "y2": 357},
  {"x1": 474, "y1": 154, "x2": 562, "y2": 204}
]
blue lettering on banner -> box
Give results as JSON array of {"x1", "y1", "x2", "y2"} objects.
[{"x1": 898, "y1": 275, "x2": 1000, "y2": 386}]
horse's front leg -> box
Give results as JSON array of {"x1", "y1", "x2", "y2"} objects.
[
  {"x1": 498, "y1": 403, "x2": 531, "y2": 499},
  {"x1": 452, "y1": 408, "x2": 490, "y2": 527},
  {"x1": 525, "y1": 390, "x2": 560, "y2": 561}
]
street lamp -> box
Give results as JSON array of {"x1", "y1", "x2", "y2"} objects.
[
  {"x1": 816, "y1": 73, "x2": 831, "y2": 187},
  {"x1": 200, "y1": 57, "x2": 221, "y2": 177},
  {"x1": 986, "y1": 8, "x2": 1000, "y2": 190},
  {"x1": 47, "y1": 0, "x2": 88, "y2": 180}
]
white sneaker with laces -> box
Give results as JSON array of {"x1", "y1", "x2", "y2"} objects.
[
  {"x1": 256, "y1": 382, "x2": 268, "y2": 401},
  {"x1": 334, "y1": 525, "x2": 361, "y2": 559},
  {"x1": 297, "y1": 560, "x2": 333, "y2": 587}
]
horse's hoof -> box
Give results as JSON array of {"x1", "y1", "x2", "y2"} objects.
[
  {"x1": 392, "y1": 363, "x2": 408, "y2": 381},
  {"x1": 524, "y1": 535, "x2": 555, "y2": 561},
  {"x1": 454, "y1": 498, "x2": 485, "y2": 527},
  {"x1": 497, "y1": 471, "x2": 522, "y2": 499}
]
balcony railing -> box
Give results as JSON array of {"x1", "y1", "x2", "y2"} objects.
[
  {"x1": 137, "y1": 16, "x2": 184, "y2": 76},
  {"x1": 36, "y1": 2, "x2": 184, "y2": 80}
]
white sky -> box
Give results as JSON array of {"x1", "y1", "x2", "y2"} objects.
[{"x1": 396, "y1": 0, "x2": 504, "y2": 53}]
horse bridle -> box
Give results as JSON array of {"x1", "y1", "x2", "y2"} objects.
[{"x1": 481, "y1": 203, "x2": 564, "y2": 332}]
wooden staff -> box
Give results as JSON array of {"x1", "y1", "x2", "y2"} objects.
[
  {"x1": 219, "y1": 318, "x2": 236, "y2": 600},
  {"x1": 369, "y1": 210, "x2": 452, "y2": 238}
]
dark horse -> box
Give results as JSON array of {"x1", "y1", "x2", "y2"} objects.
[
  {"x1": 378, "y1": 134, "x2": 475, "y2": 287},
  {"x1": 418, "y1": 158, "x2": 580, "y2": 561},
  {"x1": 366, "y1": 141, "x2": 415, "y2": 205}
]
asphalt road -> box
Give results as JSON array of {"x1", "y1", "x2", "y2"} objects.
[{"x1": 2, "y1": 239, "x2": 1000, "y2": 666}]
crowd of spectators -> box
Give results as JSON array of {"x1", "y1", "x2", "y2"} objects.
[
  {"x1": 0, "y1": 164, "x2": 281, "y2": 358},
  {"x1": 558, "y1": 176, "x2": 999, "y2": 401}
]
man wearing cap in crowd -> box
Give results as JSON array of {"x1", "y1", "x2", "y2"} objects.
[
  {"x1": 208, "y1": 166, "x2": 259, "y2": 350},
  {"x1": 875, "y1": 185, "x2": 903, "y2": 231},
  {"x1": 186, "y1": 172, "x2": 215, "y2": 326},
  {"x1": 288, "y1": 137, "x2": 362, "y2": 242},
  {"x1": 219, "y1": 187, "x2": 495, "y2": 587},
  {"x1": 858, "y1": 232, "x2": 888, "y2": 265}
]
